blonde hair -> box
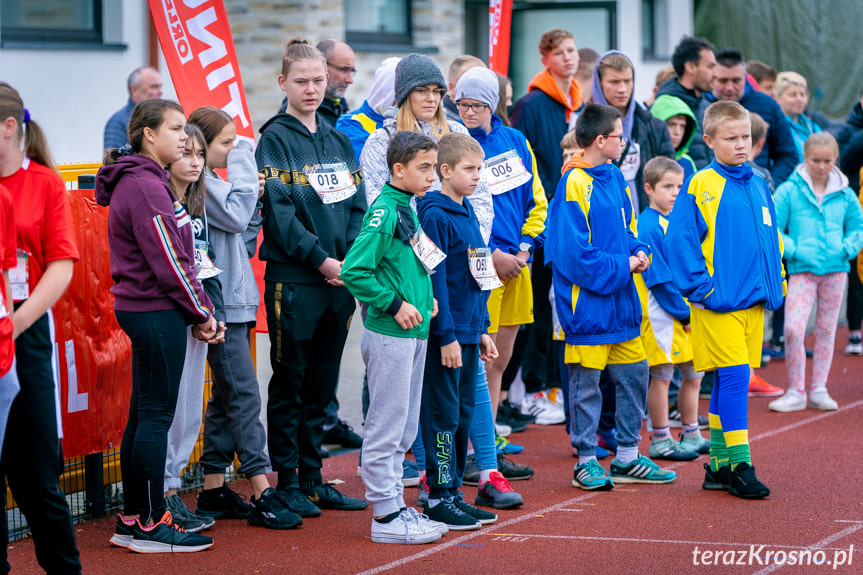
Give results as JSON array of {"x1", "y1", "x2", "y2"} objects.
[
  {"x1": 560, "y1": 130, "x2": 579, "y2": 150},
  {"x1": 655, "y1": 66, "x2": 676, "y2": 88},
  {"x1": 804, "y1": 132, "x2": 839, "y2": 158},
  {"x1": 539, "y1": 29, "x2": 574, "y2": 55},
  {"x1": 596, "y1": 53, "x2": 632, "y2": 79},
  {"x1": 396, "y1": 99, "x2": 450, "y2": 137},
  {"x1": 703, "y1": 101, "x2": 749, "y2": 138},
  {"x1": 436, "y1": 132, "x2": 484, "y2": 179},
  {"x1": 774, "y1": 71, "x2": 809, "y2": 97},
  {"x1": 750, "y1": 112, "x2": 768, "y2": 144},
  {"x1": 281, "y1": 36, "x2": 326, "y2": 77},
  {"x1": 643, "y1": 156, "x2": 683, "y2": 188}
]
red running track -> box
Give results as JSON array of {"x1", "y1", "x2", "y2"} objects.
[{"x1": 7, "y1": 329, "x2": 863, "y2": 574}]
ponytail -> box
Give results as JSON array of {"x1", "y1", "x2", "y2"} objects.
[{"x1": 0, "y1": 82, "x2": 57, "y2": 174}]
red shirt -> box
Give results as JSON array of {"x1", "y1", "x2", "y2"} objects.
[
  {"x1": 0, "y1": 184, "x2": 16, "y2": 377},
  {"x1": 0, "y1": 158, "x2": 79, "y2": 300}
]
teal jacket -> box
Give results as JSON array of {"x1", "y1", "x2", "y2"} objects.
[
  {"x1": 774, "y1": 165, "x2": 863, "y2": 275},
  {"x1": 666, "y1": 161, "x2": 786, "y2": 312},
  {"x1": 341, "y1": 183, "x2": 433, "y2": 339}
]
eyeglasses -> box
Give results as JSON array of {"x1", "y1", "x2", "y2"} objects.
[
  {"x1": 605, "y1": 133, "x2": 626, "y2": 144},
  {"x1": 414, "y1": 87, "x2": 448, "y2": 98},
  {"x1": 456, "y1": 102, "x2": 489, "y2": 113},
  {"x1": 327, "y1": 62, "x2": 357, "y2": 76}
]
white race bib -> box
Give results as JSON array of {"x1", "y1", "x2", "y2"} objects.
[
  {"x1": 468, "y1": 247, "x2": 503, "y2": 291},
  {"x1": 484, "y1": 150, "x2": 532, "y2": 195},
  {"x1": 619, "y1": 141, "x2": 641, "y2": 182},
  {"x1": 305, "y1": 162, "x2": 357, "y2": 204},
  {"x1": 410, "y1": 227, "x2": 446, "y2": 274},
  {"x1": 194, "y1": 239, "x2": 222, "y2": 280},
  {"x1": 10, "y1": 249, "x2": 29, "y2": 301}
]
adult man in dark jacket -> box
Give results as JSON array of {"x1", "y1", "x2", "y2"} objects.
[
  {"x1": 709, "y1": 48, "x2": 797, "y2": 184},
  {"x1": 653, "y1": 36, "x2": 717, "y2": 169},
  {"x1": 591, "y1": 50, "x2": 675, "y2": 212}
]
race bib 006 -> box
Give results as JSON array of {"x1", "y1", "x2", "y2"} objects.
[{"x1": 484, "y1": 150, "x2": 532, "y2": 195}]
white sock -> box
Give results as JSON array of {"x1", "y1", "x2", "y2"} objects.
[
  {"x1": 616, "y1": 445, "x2": 638, "y2": 465},
  {"x1": 577, "y1": 455, "x2": 597, "y2": 466},
  {"x1": 428, "y1": 498, "x2": 441, "y2": 508},
  {"x1": 479, "y1": 469, "x2": 493, "y2": 483}
]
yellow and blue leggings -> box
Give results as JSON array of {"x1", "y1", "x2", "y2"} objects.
[{"x1": 708, "y1": 364, "x2": 751, "y2": 472}]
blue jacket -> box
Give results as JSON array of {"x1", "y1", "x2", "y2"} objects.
[
  {"x1": 706, "y1": 83, "x2": 798, "y2": 184},
  {"x1": 335, "y1": 100, "x2": 384, "y2": 162},
  {"x1": 546, "y1": 162, "x2": 649, "y2": 345},
  {"x1": 417, "y1": 191, "x2": 490, "y2": 346},
  {"x1": 637, "y1": 208, "x2": 690, "y2": 321},
  {"x1": 466, "y1": 115, "x2": 547, "y2": 259},
  {"x1": 787, "y1": 114, "x2": 822, "y2": 164},
  {"x1": 774, "y1": 165, "x2": 863, "y2": 276},
  {"x1": 103, "y1": 97, "x2": 134, "y2": 150},
  {"x1": 665, "y1": 161, "x2": 786, "y2": 313}
]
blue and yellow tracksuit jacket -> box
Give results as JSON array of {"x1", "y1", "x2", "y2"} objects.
[
  {"x1": 665, "y1": 161, "x2": 785, "y2": 313},
  {"x1": 334, "y1": 100, "x2": 385, "y2": 162},
  {"x1": 467, "y1": 115, "x2": 547, "y2": 259},
  {"x1": 546, "y1": 161, "x2": 649, "y2": 345}
]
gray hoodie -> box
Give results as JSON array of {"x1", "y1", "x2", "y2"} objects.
[{"x1": 204, "y1": 140, "x2": 261, "y2": 323}]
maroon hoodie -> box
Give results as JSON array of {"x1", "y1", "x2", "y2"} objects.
[{"x1": 95, "y1": 155, "x2": 212, "y2": 323}]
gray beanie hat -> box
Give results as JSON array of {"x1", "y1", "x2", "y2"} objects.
[
  {"x1": 394, "y1": 53, "x2": 446, "y2": 108},
  {"x1": 455, "y1": 67, "x2": 499, "y2": 111}
]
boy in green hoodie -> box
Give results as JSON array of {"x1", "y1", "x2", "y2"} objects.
[
  {"x1": 651, "y1": 94, "x2": 698, "y2": 179},
  {"x1": 342, "y1": 131, "x2": 444, "y2": 545}
]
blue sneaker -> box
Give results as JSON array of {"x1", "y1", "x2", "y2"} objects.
[
  {"x1": 402, "y1": 459, "x2": 420, "y2": 487},
  {"x1": 610, "y1": 455, "x2": 676, "y2": 484},
  {"x1": 495, "y1": 434, "x2": 524, "y2": 455},
  {"x1": 596, "y1": 428, "x2": 618, "y2": 454},
  {"x1": 571, "y1": 459, "x2": 614, "y2": 491}
]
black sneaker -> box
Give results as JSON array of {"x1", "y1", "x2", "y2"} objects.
[
  {"x1": 423, "y1": 497, "x2": 480, "y2": 531},
  {"x1": 496, "y1": 414, "x2": 529, "y2": 433},
  {"x1": 196, "y1": 484, "x2": 251, "y2": 519},
  {"x1": 499, "y1": 401, "x2": 537, "y2": 424},
  {"x1": 128, "y1": 511, "x2": 214, "y2": 553},
  {"x1": 279, "y1": 487, "x2": 322, "y2": 517},
  {"x1": 248, "y1": 487, "x2": 303, "y2": 530},
  {"x1": 729, "y1": 462, "x2": 770, "y2": 499},
  {"x1": 303, "y1": 482, "x2": 369, "y2": 511},
  {"x1": 320, "y1": 445, "x2": 330, "y2": 459},
  {"x1": 453, "y1": 491, "x2": 497, "y2": 525},
  {"x1": 462, "y1": 454, "x2": 480, "y2": 486},
  {"x1": 323, "y1": 420, "x2": 363, "y2": 448},
  {"x1": 497, "y1": 453, "x2": 534, "y2": 481},
  {"x1": 109, "y1": 514, "x2": 135, "y2": 548},
  {"x1": 702, "y1": 463, "x2": 731, "y2": 491},
  {"x1": 166, "y1": 493, "x2": 214, "y2": 532}
]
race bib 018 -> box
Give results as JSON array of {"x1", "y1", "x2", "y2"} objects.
[{"x1": 305, "y1": 162, "x2": 357, "y2": 204}]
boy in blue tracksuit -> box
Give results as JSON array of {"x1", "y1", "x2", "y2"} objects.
[
  {"x1": 665, "y1": 101, "x2": 786, "y2": 499},
  {"x1": 416, "y1": 132, "x2": 500, "y2": 530},
  {"x1": 454, "y1": 67, "x2": 550, "y2": 428},
  {"x1": 546, "y1": 103, "x2": 676, "y2": 491}
]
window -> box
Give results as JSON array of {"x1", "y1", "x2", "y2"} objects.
[
  {"x1": 346, "y1": 0, "x2": 412, "y2": 47},
  {"x1": 1, "y1": 0, "x2": 102, "y2": 46},
  {"x1": 642, "y1": 0, "x2": 671, "y2": 60}
]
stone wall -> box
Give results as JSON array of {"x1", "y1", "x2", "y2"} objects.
[{"x1": 225, "y1": 0, "x2": 464, "y2": 136}]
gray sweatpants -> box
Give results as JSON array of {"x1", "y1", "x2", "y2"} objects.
[
  {"x1": 360, "y1": 328, "x2": 426, "y2": 517},
  {"x1": 164, "y1": 327, "x2": 208, "y2": 492}
]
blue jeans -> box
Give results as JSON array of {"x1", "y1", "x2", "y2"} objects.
[{"x1": 568, "y1": 361, "x2": 648, "y2": 457}]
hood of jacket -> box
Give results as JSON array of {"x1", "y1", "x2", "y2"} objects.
[
  {"x1": 259, "y1": 111, "x2": 335, "y2": 142},
  {"x1": 655, "y1": 77, "x2": 702, "y2": 110},
  {"x1": 561, "y1": 150, "x2": 599, "y2": 175},
  {"x1": 527, "y1": 69, "x2": 583, "y2": 121},
  {"x1": 416, "y1": 188, "x2": 477, "y2": 220},
  {"x1": 847, "y1": 102, "x2": 863, "y2": 130},
  {"x1": 651, "y1": 94, "x2": 696, "y2": 158},
  {"x1": 792, "y1": 164, "x2": 849, "y2": 198},
  {"x1": 95, "y1": 154, "x2": 170, "y2": 206},
  {"x1": 590, "y1": 50, "x2": 637, "y2": 140}
]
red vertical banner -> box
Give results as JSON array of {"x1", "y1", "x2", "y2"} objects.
[
  {"x1": 147, "y1": 0, "x2": 268, "y2": 332},
  {"x1": 489, "y1": 0, "x2": 513, "y2": 76}
]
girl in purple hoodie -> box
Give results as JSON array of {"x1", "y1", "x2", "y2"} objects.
[{"x1": 96, "y1": 99, "x2": 216, "y2": 554}]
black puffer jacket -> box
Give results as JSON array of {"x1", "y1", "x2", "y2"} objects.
[{"x1": 653, "y1": 77, "x2": 713, "y2": 169}]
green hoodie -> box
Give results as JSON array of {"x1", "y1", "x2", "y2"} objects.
[
  {"x1": 651, "y1": 94, "x2": 697, "y2": 170},
  {"x1": 342, "y1": 183, "x2": 433, "y2": 339}
]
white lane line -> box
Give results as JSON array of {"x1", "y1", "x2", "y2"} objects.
[
  {"x1": 747, "y1": 399, "x2": 863, "y2": 444},
  {"x1": 355, "y1": 492, "x2": 601, "y2": 575},
  {"x1": 751, "y1": 521, "x2": 863, "y2": 575}
]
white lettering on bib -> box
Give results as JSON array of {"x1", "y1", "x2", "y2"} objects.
[
  {"x1": 410, "y1": 227, "x2": 446, "y2": 274},
  {"x1": 194, "y1": 239, "x2": 222, "y2": 280},
  {"x1": 619, "y1": 141, "x2": 641, "y2": 183},
  {"x1": 484, "y1": 150, "x2": 532, "y2": 195},
  {"x1": 305, "y1": 162, "x2": 357, "y2": 204},
  {"x1": 468, "y1": 247, "x2": 503, "y2": 291},
  {"x1": 10, "y1": 249, "x2": 29, "y2": 301}
]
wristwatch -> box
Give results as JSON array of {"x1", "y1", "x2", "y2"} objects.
[{"x1": 519, "y1": 242, "x2": 533, "y2": 255}]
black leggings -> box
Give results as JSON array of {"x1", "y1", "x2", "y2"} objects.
[
  {"x1": 116, "y1": 309, "x2": 187, "y2": 522},
  {"x1": 0, "y1": 312, "x2": 81, "y2": 575}
]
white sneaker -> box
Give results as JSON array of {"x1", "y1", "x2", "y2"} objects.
[
  {"x1": 404, "y1": 507, "x2": 448, "y2": 536},
  {"x1": 845, "y1": 335, "x2": 863, "y2": 355},
  {"x1": 520, "y1": 392, "x2": 566, "y2": 425},
  {"x1": 768, "y1": 388, "x2": 806, "y2": 412},
  {"x1": 809, "y1": 388, "x2": 838, "y2": 411},
  {"x1": 371, "y1": 510, "x2": 441, "y2": 544},
  {"x1": 494, "y1": 421, "x2": 512, "y2": 437}
]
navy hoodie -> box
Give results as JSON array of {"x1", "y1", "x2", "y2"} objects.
[
  {"x1": 417, "y1": 191, "x2": 490, "y2": 346},
  {"x1": 95, "y1": 155, "x2": 213, "y2": 323}
]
